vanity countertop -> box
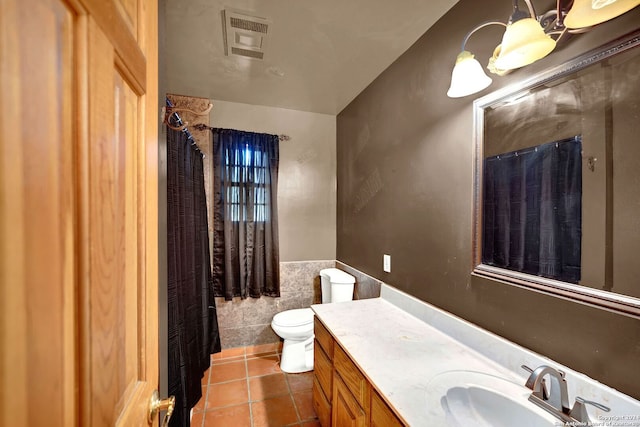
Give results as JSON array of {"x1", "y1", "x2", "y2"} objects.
[
  {"x1": 312, "y1": 285, "x2": 640, "y2": 426},
  {"x1": 311, "y1": 297, "x2": 522, "y2": 426}
]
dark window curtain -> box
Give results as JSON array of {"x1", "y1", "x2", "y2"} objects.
[
  {"x1": 167, "y1": 127, "x2": 221, "y2": 427},
  {"x1": 211, "y1": 128, "x2": 280, "y2": 300},
  {"x1": 482, "y1": 136, "x2": 582, "y2": 283}
]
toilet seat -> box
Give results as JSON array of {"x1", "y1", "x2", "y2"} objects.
[{"x1": 272, "y1": 308, "x2": 313, "y2": 327}]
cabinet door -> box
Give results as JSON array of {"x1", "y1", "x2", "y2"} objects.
[
  {"x1": 313, "y1": 377, "x2": 332, "y2": 427},
  {"x1": 333, "y1": 374, "x2": 367, "y2": 427},
  {"x1": 371, "y1": 390, "x2": 405, "y2": 427},
  {"x1": 315, "y1": 339, "x2": 334, "y2": 400}
]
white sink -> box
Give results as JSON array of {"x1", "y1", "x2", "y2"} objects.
[{"x1": 426, "y1": 371, "x2": 560, "y2": 427}]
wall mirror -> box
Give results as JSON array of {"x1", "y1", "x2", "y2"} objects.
[{"x1": 472, "y1": 29, "x2": 640, "y2": 317}]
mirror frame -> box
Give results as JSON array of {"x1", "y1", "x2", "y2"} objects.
[{"x1": 472, "y1": 29, "x2": 640, "y2": 318}]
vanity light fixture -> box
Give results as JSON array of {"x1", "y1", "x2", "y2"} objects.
[
  {"x1": 447, "y1": 0, "x2": 640, "y2": 98},
  {"x1": 565, "y1": 0, "x2": 640, "y2": 28},
  {"x1": 494, "y1": 15, "x2": 556, "y2": 70},
  {"x1": 447, "y1": 22, "x2": 507, "y2": 98}
]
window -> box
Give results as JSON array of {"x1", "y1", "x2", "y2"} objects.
[{"x1": 225, "y1": 144, "x2": 270, "y2": 222}]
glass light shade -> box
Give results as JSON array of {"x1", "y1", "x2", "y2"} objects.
[
  {"x1": 487, "y1": 45, "x2": 511, "y2": 76},
  {"x1": 447, "y1": 51, "x2": 492, "y2": 98},
  {"x1": 494, "y1": 18, "x2": 556, "y2": 70},
  {"x1": 564, "y1": 0, "x2": 640, "y2": 29}
]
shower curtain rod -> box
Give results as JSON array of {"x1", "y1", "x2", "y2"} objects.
[
  {"x1": 165, "y1": 98, "x2": 204, "y2": 157},
  {"x1": 193, "y1": 123, "x2": 291, "y2": 142},
  {"x1": 162, "y1": 102, "x2": 213, "y2": 131}
]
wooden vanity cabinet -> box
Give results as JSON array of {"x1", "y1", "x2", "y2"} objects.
[
  {"x1": 313, "y1": 317, "x2": 406, "y2": 427},
  {"x1": 314, "y1": 317, "x2": 334, "y2": 426}
]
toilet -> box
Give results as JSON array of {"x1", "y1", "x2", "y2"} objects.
[{"x1": 271, "y1": 268, "x2": 356, "y2": 373}]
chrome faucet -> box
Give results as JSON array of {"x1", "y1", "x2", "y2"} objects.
[
  {"x1": 524, "y1": 365, "x2": 573, "y2": 422},
  {"x1": 523, "y1": 364, "x2": 611, "y2": 424},
  {"x1": 525, "y1": 365, "x2": 570, "y2": 412}
]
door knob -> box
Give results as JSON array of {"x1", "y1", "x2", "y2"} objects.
[{"x1": 148, "y1": 390, "x2": 175, "y2": 426}]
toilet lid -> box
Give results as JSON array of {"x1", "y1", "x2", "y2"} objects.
[{"x1": 273, "y1": 308, "x2": 314, "y2": 327}]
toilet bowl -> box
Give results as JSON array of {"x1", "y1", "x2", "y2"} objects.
[
  {"x1": 271, "y1": 268, "x2": 356, "y2": 373},
  {"x1": 271, "y1": 308, "x2": 314, "y2": 373}
]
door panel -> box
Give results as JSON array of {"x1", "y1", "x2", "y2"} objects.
[
  {"x1": 84, "y1": 7, "x2": 158, "y2": 425},
  {"x1": 85, "y1": 20, "x2": 150, "y2": 424},
  {"x1": 115, "y1": 69, "x2": 141, "y2": 403},
  {"x1": 82, "y1": 0, "x2": 146, "y2": 94},
  {"x1": 115, "y1": 0, "x2": 139, "y2": 37},
  {"x1": 0, "y1": 0, "x2": 77, "y2": 426},
  {"x1": 1, "y1": 0, "x2": 158, "y2": 425}
]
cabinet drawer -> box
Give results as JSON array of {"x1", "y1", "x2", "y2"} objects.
[
  {"x1": 314, "y1": 317, "x2": 334, "y2": 358},
  {"x1": 313, "y1": 377, "x2": 332, "y2": 427},
  {"x1": 314, "y1": 339, "x2": 333, "y2": 400},
  {"x1": 371, "y1": 389, "x2": 405, "y2": 427},
  {"x1": 333, "y1": 345, "x2": 370, "y2": 410}
]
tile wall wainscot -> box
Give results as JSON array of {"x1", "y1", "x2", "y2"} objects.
[
  {"x1": 215, "y1": 261, "x2": 384, "y2": 348},
  {"x1": 336, "y1": 261, "x2": 383, "y2": 300},
  {"x1": 215, "y1": 260, "x2": 335, "y2": 349}
]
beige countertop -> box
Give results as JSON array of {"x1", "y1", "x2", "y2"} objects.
[
  {"x1": 311, "y1": 287, "x2": 640, "y2": 426},
  {"x1": 311, "y1": 297, "x2": 521, "y2": 426}
]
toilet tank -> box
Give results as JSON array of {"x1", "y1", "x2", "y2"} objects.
[{"x1": 320, "y1": 268, "x2": 356, "y2": 303}]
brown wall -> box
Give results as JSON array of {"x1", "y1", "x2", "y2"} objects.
[{"x1": 336, "y1": 0, "x2": 640, "y2": 399}]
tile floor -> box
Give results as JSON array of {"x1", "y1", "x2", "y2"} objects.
[{"x1": 191, "y1": 343, "x2": 320, "y2": 427}]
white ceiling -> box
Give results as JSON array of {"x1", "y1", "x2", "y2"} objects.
[{"x1": 164, "y1": 0, "x2": 460, "y2": 115}]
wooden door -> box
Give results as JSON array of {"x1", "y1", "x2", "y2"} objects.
[{"x1": 0, "y1": 0, "x2": 159, "y2": 425}]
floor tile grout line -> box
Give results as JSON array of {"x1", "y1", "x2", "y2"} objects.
[
  {"x1": 283, "y1": 372, "x2": 303, "y2": 423},
  {"x1": 213, "y1": 353, "x2": 279, "y2": 367},
  {"x1": 211, "y1": 357, "x2": 247, "y2": 365},
  {"x1": 244, "y1": 353, "x2": 255, "y2": 427}
]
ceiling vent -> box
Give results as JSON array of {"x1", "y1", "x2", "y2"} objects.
[{"x1": 222, "y1": 8, "x2": 271, "y2": 60}]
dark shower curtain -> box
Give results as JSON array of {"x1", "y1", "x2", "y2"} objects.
[
  {"x1": 482, "y1": 136, "x2": 582, "y2": 283},
  {"x1": 211, "y1": 128, "x2": 280, "y2": 300},
  {"x1": 167, "y1": 127, "x2": 221, "y2": 427}
]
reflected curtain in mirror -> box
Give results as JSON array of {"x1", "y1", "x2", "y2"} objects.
[
  {"x1": 167, "y1": 127, "x2": 221, "y2": 427},
  {"x1": 482, "y1": 136, "x2": 582, "y2": 283},
  {"x1": 212, "y1": 128, "x2": 280, "y2": 300}
]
